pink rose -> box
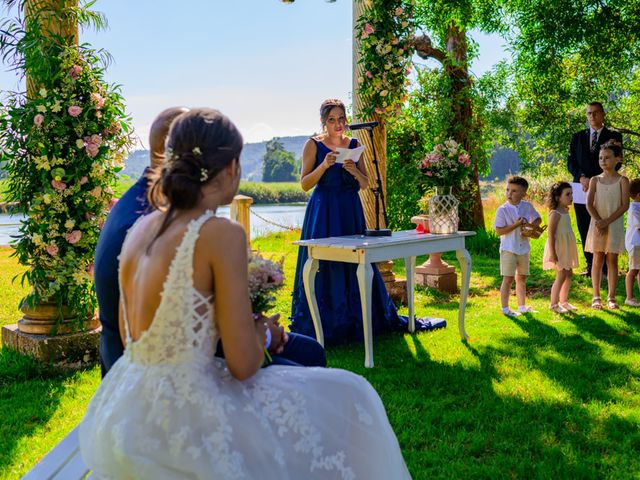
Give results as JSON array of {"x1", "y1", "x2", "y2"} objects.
[
  {"x1": 366, "y1": 71, "x2": 373, "y2": 79},
  {"x1": 90, "y1": 186, "x2": 102, "y2": 198},
  {"x1": 64, "y1": 230, "x2": 82, "y2": 244},
  {"x1": 70, "y1": 65, "x2": 82, "y2": 79},
  {"x1": 51, "y1": 179, "x2": 67, "y2": 191},
  {"x1": 84, "y1": 134, "x2": 102, "y2": 158},
  {"x1": 46, "y1": 244, "x2": 59, "y2": 256},
  {"x1": 68, "y1": 105, "x2": 82, "y2": 117},
  {"x1": 395, "y1": 7, "x2": 404, "y2": 15},
  {"x1": 426, "y1": 171, "x2": 433, "y2": 176},
  {"x1": 90, "y1": 92, "x2": 105, "y2": 109},
  {"x1": 79, "y1": 176, "x2": 89, "y2": 185},
  {"x1": 364, "y1": 23, "x2": 374, "y2": 35},
  {"x1": 33, "y1": 114, "x2": 44, "y2": 126}
]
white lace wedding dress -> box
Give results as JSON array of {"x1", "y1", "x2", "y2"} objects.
[{"x1": 79, "y1": 211, "x2": 411, "y2": 479}]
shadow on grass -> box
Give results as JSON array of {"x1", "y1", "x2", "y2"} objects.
[
  {"x1": 0, "y1": 349, "x2": 84, "y2": 473},
  {"x1": 330, "y1": 317, "x2": 639, "y2": 479}
]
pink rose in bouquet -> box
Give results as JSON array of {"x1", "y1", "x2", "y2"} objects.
[{"x1": 247, "y1": 251, "x2": 284, "y2": 314}]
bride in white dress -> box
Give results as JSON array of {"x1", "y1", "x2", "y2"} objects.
[{"x1": 79, "y1": 108, "x2": 411, "y2": 479}]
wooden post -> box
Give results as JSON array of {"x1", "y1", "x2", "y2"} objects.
[
  {"x1": 230, "y1": 194, "x2": 253, "y2": 240},
  {"x1": 25, "y1": 0, "x2": 78, "y2": 98},
  {"x1": 352, "y1": 0, "x2": 387, "y2": 231}
]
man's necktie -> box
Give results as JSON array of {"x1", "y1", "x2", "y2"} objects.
[{"x1": 591, "y1": 130, "x2": 598, "y2": 151}]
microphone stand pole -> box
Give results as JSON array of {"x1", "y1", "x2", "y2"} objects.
[{"x1": 364, "y1": 126, "x2": 391, "y2": 237}]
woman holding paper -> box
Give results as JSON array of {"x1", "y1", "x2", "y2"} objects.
[{"x1": 290, "y1": 98, "x2": 403, "y2": 344}]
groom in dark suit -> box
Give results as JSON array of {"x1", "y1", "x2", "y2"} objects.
[
  {"x1": 567, "y1": 102, "x2": 622, "y2": 276},
  {"x1": 95, "y1": 107, "x2": 326, "y2": 376}
]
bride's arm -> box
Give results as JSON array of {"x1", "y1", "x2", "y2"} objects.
[{"x1": 208, "y1": 220, "x2": 265, "y2": 380}]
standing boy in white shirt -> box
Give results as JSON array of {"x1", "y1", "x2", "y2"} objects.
[
  {"x1": 494, "y1": 176, "x2": 542, "y2": 317},
  {"x1": 625, "y1": 179, "x2": 640, "y2": 306}
]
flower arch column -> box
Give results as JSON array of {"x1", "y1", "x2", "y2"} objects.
[
  {"x1": 352, "y1": 0, "x2": 386, "y2": 230},
  {"x1": 25, "y1": 0, "x2": 78, "y2": 98}
]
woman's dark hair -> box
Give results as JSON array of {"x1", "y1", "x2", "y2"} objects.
[
  {"x1": 319, "y1": 98, "x2": 346, "y2": 128},
  {"x1": 146, "y1": 108, "x2": 243, "y2": 251},
  {"x1": 546, "y1": 181, "x2": 572, "y2": 210}
]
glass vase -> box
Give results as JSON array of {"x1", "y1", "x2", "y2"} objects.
[{"x1": 428, "y1": 186, "x2": 459, "y2": 234}]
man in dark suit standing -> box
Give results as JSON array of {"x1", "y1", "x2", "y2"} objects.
[
  {"x1": 95, "y1": 107, "x2": 325, "y2": 377},
  {"x1": 568, "y1": 102, "x2": 622, "y2": 276}
]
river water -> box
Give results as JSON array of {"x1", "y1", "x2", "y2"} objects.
[{"x1": 0, "y1": 204, "x2": 307, "y2": 246}]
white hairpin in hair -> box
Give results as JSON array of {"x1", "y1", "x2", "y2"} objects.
[
  {"x1": 200, "y1": 168, "x2": 209, "y2": 183},
  {"x1": 192, "y1": 147, "x2": 202, "y2": 156}
]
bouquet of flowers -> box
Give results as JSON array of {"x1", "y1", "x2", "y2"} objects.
[
  {"x1": 247, "y1": 251, "x2": 285, "y2": 314},
  {"x1": 418, "y1": 140, "x2": 472, "y2": 187}
]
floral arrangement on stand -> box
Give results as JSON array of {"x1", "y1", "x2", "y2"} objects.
[
  {"x1": 417, "y1": 139, "x2": 472, "y2": 234},
  {"x1": 247, "y1": 251, "x2": 285, "y2": 315},
  {"x1": 418, "y1": 139, "x2": 472, "y2": 187},
  {"x1": 0, "y1": 4, "x2": 134, "y2": 325},
  {"x1": 355, "y1": 0, "x2": 415, "y2": 121}
]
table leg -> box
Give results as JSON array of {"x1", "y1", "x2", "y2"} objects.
[
  {"x1": 302, "y1": 257, "x2": 323, "y2": 346},
  {"x1": 404, "y1": 256, "x2": 416, "y2": 333},
  {"x1": 455, "y1": 248, "x2": 471, "y2": 340},
  {"x1": 357, "y1": 262, "x2": 374, "y2": 368}
]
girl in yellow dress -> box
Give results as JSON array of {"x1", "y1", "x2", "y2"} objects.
[{"x1": 543, "y1": 182, "x2": 580, "y2": 313}]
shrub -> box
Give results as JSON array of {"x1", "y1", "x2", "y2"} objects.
[{"x1": 238, "y1": 182, "x2": 309, "y2": 204}]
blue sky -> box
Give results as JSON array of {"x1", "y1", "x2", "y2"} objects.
[{"x1": 0, "y1": 1, "x2": 509, "y2": 146}]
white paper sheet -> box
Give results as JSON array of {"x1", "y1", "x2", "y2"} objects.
[
  {"x1": 571, "y1": 182, "x2": 587, "y2": 205},
  {"x1": 334, "y1": 145, "x2": 365, "y2": 164}
]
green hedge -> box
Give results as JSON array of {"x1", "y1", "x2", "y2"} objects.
[{"x1": 238, "y1": 181, "x2": 309, "y2": 204}]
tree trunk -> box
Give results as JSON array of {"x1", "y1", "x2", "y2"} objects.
[{"x1": 444, "y1": 21, "x2": 485, "y2": 229}]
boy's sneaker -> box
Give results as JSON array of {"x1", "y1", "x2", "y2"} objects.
[
  {"x1": 624, "y1": 298, "x2": 640, "y2": 307},
  {"x1": 502, "y1": 308, "x2": 521, "y2": 317},
  {"x1": 518, "y1": 305, "x2": 537, "y2": 314}
]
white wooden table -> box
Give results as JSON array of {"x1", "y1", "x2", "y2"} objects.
[{"x1": 295, "y1": 230, "x2": 475, "y2": 368}]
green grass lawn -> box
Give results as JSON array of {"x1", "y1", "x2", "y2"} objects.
[{"x1": 1, "y1": 201, "x2": 640, "y2": 479}]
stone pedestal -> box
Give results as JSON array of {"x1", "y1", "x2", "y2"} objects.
[
  {"x1": 377, "y1": 260, "x2": 408, "y2": 305},
  {"x1": 415, "y1": 253, "x2": 458, "y2": 293},
  {"x1": 2, "y1": 323, "x2": 101, "y2": 369}
]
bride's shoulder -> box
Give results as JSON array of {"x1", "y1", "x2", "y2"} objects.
[{"x1": 199, "y1": 215, "x2": 247, "y2": 251}]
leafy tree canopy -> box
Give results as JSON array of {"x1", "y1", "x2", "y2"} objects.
[{"x1": 262, "y1": 138, "x2": 298, "y2": 182}]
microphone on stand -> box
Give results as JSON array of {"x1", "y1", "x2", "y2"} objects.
[{"x1": 346, "y1": 121, "x2": 379, "y2": 131}]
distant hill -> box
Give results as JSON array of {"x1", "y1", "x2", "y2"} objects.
[{"x1": 121, "y1": 135, "x2": 310, "y2": 181}]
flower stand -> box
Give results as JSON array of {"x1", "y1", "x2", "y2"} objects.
[{"x1": 415, "y1": 253, "x2": 458, "y2": 294}]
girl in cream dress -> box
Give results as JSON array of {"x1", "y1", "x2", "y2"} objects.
[
  {"x1": 585, "y1": 143, "x2": 630, "y2": 309},
  {"x1": 543, "y1": 182, "x2": 580, "y2": 313}
]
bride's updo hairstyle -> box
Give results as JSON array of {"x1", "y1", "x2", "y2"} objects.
[{"x1": 147, "y1": 108, "x2": 243, "y2": 246}]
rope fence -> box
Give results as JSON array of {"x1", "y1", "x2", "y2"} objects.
[{"x1": 249, "y1": 207, "x2": 299, "y2": 232}]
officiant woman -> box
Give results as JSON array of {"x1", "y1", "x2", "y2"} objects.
[{"x1": 290, "y1": 98, "x2": 404, "y2": 344}]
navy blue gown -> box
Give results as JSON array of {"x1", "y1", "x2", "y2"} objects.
[{"x1": 290, "y1": 137, "x2": 402, "y2": 344}]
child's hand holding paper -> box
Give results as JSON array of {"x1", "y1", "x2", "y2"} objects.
[{"x1": 334, "y1": 145, "x2": 365, "y2": 164}]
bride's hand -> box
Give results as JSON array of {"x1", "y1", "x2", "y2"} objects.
[
  {"x1": 265, "y1": 313, "x2": 287, "y2": 355},
  {"x1": 254, "y1": 314, "x2": 268, "y2": 348}
]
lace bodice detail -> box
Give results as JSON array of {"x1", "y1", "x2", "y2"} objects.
[{"x1": 120, "y1": 211, "x2": 218, "y2": 366}]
